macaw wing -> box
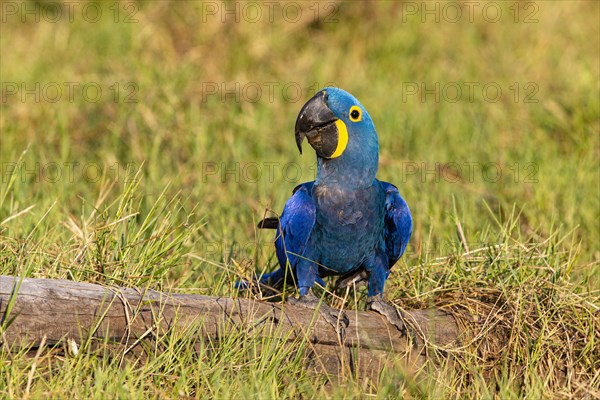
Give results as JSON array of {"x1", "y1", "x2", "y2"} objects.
[
  {"x1": 381, "y1": 182, "x2": 412, "y2": 268},
  {"x1": 274, "y1": 182, "x2": 316, "y2": 270}
]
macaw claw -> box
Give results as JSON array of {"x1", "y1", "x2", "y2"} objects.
[
  {"x1": 334, "y1": 270, "x2": 369, "y2": 290},
  {"x1": 366, "y1": 296, "x2": 418, "y2": 347}
]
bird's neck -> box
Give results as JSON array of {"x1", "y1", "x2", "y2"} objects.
[{"x1": 315, "y1": 152, "x2": 379, "y2": 190}]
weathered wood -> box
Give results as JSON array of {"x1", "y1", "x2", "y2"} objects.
[{"x1": 0, "y1": 275, "x2": 460, "y2": 380}]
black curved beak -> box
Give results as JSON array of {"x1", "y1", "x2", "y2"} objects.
[{"x1": 294, "y1": 90, "x2": 340, "y2": 158}]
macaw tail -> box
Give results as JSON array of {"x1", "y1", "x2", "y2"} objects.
[
  {"x1": 236, "y1": 267, "x2": 327, "y2": 294},
  {"x1": 257, "y1": 217, "x2": 279, "y2": 229},
  {"x1": 235, "y1": 267, "x2": 286, "y2": 290},
  {"x1": 258, "y1": 268, "x2": 286, "y2": 287}
]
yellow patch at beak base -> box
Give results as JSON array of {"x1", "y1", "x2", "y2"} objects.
[{"x1": 331, "y1": 120, "x2": 348, "y2": 158}]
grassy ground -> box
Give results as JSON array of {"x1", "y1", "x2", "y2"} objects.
[{"x1": 1, "y1": 1, "x2": 598, "y2": 398}]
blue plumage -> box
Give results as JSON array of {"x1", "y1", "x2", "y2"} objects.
[{"x1": 257, "y1": 88, "x2": 412, "y2": 301}]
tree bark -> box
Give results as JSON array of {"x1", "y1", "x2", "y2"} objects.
[{"x1": 0, "y1": 275, "x2": 460, "y2": 380}]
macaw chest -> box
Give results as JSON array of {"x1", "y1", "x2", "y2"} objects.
[{"x1": 313, "y1": 185, "x2": 384, "y2": 270}]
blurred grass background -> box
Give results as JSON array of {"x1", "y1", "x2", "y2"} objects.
[{"x1": 1, "y1": 1, "x2": 599, "y2": 398}]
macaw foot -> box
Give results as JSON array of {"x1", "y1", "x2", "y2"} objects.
[
  {"x1": 288, "y1": 290, "x2": 349, "y2": 341},
  {"x1": 366, "y1": 296, "x2": 417, "y2": 347},
  {"x1": 334, "y1": 270, "x2": 369, "y2": 290}
]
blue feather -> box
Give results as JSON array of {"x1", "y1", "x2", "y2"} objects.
[
  {"x1": 381, "y1": 182, "x2": 413, "y2": 268},
  {"x1": 274, "y1": 182, "x2": 315, "y2": 272}
]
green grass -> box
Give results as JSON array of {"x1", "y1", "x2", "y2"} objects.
[{"x1": 1, "y1": 1, "x2": 599, "y2": 398}]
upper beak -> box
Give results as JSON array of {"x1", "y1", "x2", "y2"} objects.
[{"x1": 294, "y1": 90, "x2": 342, "y2": 158}]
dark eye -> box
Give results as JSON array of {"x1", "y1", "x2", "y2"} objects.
[{"x1": 349, "y1": 106, "x2": 362, "y2": 122}]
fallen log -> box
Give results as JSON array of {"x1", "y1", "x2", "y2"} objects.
[{"x1": 0, "y1": 275, "x2": 461, "y2": 380}]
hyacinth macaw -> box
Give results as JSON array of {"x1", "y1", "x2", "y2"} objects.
[{"x1": 252, "y1": 87, "x2": 412, "y2": 334}]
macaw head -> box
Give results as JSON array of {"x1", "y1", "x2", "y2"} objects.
[{"x1": 295, "y1": 87, "x2": 379, "y2": 186}]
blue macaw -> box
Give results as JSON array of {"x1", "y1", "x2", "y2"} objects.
[{"x1": 253, "y1": 87, "x2": 412, "y2": 334}]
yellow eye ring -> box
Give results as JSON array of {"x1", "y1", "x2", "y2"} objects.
[{"x1": 349, "y1": 105, "x2": 362, "y2": 122}]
